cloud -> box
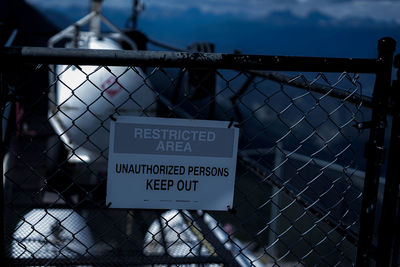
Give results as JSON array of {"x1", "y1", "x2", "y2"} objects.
[
  {"x1": 26, "y1": 0, "x2": 400, "y2": 24},
  {"x1": 142, "y1": 0, "x2": 400, "y2": 24}
]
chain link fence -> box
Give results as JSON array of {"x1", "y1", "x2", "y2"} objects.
[{"x1": 0, "y1": 43, "x2": 395, "y2": 266}]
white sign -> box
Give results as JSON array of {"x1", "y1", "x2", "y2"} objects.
[{"x1": 106, "y1": 116, "x2": 239, "y2": 210}]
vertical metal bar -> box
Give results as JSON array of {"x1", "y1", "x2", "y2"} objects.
[
  {"x1": 356, "y1": 37, "x2": 396, "y2": 267},
  {"x1": 132, "y1": 0, "x2": 139, "y2": 29},
  {"x1": 157, "y1": 217, "x2": 170, "y2": 260},
  {"x1": 188, "y1": 211, "x2": 241, "y2": 267},
  {"x1": 268, "y1": 142, "x2": 284, "y2": 258},
  {"x1": 90, "y1": 0, "x2": 102, "y2": 35},
  {"x1": 376, "y1": 54, "x2": 400, "y2": 267},
  {"x1": 0, "y1": 70, "x2": 9, "y2": 266},
  {"x1": 391, "y1": 199, "x2": 400, "y2": 266},
  {"x1": 0, "y1": 72, "x2": 4, "y2": 266},
  {"x1": 171, "y1": 70, "x2": 184, "y2": 105},
  {"x1": 230, "y1": 74, "x2": 256, "y2": 123}
]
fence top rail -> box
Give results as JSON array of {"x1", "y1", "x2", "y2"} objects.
[{"x1": 1, "y1": 46, "x2": 381, "y2": 73}]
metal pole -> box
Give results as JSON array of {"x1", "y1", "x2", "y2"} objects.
[
  {"x1": 376, "y1": 54, "x2": 400, "y2": 267},
  {"x1": 90, "y1": 0, "x2": 102, "y2": 35},
  {"x1": 391, "y1": 199, "x2": 400, "y2": 266},
  {"x1": 0, "y1": 70, "x2": 10, "y2": 266},
  {"x1": 188, "y1": 211, "x2": 241, "y2": 267},
  {"x1": 356, "y1": 37, "x2": 396, "y2": 267},
  {"x1": 0, "y1": 47, "x2": 381, "y2": 73},
  {"x1": 132, "y1": 0, "x2": 138, "y2": 29},
  {"x1": 48, "y1": 11, "x2": 97, "y2": 47},
  {"x1": 268, "y1": 142, "x2": 284, "y2": 259},
  {"x1": 0, "y1": 72, "x2": 5, "y2": 267}
]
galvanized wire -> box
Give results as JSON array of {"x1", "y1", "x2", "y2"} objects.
[{"x1": 1, "y1": 50, "x2": 373, "y2": 266}]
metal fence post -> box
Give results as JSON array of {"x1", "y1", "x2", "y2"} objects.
[
  {"x1": 0, "y1": 70, "x2": 8, "y2": 267},
  {"x1": 376, "y1": 53, "x2": 400, "y2": 267},
  {"x1": 356, "y1": 37, "x2": 396, "y2": 267}
]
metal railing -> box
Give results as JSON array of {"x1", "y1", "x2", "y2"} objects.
[{"x1": 0, "y1": 37, "x2": 398, "y2": 266}]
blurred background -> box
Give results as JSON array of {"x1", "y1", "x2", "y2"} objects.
[
  {"x1": 3, "y1": 0, "x2": 400, "y2": 57},
  {"x1": 2, "y1": 1, "x2": 400, "y2": 266}
]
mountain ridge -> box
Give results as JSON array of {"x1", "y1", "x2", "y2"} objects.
[{"x1": 30, "y1": 4, "x2": 400, "y2": 57}]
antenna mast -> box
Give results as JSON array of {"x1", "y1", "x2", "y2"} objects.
[{"x1": 132, "y1": 0, "x2": 138, "y2": 29}]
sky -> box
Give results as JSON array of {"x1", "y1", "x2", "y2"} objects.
[
  {"x1": 26, "y1": 0, "x2": 400, "y2": 24},
  {"x1": 142, "y1": 0, "x2": 400, "y2": 24},
  {"x1": 24, "y1": 0, "x2": 400, "y2": 59}
]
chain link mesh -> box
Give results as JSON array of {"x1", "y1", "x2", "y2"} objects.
[{"x1": 2, "y1": 55, "x2": 370, "y2": 266}]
